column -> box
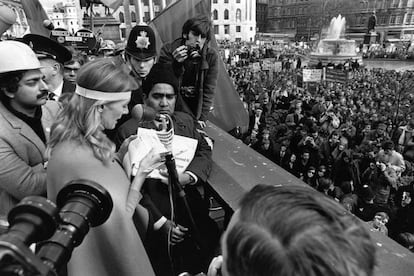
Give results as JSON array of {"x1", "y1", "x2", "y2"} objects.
[
  {"x1": 123, "y1": 0, "x2": 132, "y2": 37},
  {"x1": 148, "y1": 0, "x2": 155, "y2": 21},
  {"x1": 133, "y1": 0, "x2": 144, "y2": 24}
]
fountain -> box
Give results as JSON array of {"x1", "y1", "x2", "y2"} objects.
[{"x1": 308, "y1": 15, "x2": 362, "y2": 66}]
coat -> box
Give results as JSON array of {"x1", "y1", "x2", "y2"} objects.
[
  {"x1": 115, "y1": 111, "x2": 217, "y2": 275},
  {"x1": 0, "y1": 100, "x2": 60, "y2": 221},
  {"x1": 159, "y1": 38, "x2": 219, "y2": 122},
  {"x1": 47, "y1": 140, "x2": 155, "y2": 276}
]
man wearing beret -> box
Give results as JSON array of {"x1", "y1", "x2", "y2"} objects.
[
  {"x1": 116, "y1": 63, "x2": 219, "y2": 275},
  {"x1": 21, "y1": 34, "x2": 73, "y2": 101},
  {"x1": 0, "y1": 41, "x2": 61, "y2": 234}
]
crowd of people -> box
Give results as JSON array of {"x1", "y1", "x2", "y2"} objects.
[
  {"x1": 0, "y1": 13, "x2": 410, "y2": 276},
  {"x1": 224, "y1": 42, "x2": 414, "y2": 251}
]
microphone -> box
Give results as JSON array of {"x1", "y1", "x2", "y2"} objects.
[
  {"x1": 42, "y1": 19, "x2": 55, "y2": 30},
  {"x1": 130, "y1": 104, "x2": 160, "y2": 122},
  {"x1": 156, "y1": 114, "x2": 174, "y2": 152}
]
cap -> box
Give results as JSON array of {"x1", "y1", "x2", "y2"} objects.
[
  {"x1": 125, "y1": 24, "x2": 157, "y2": 60},
  {"x1": 0, "y1": 41, "x2": 41, "y2": 74},
  {"x1": 21, "y1": 34, "x2": 72, "y2": 64},
  {"x1": 143, "y1": 63, "x2": 179, "y2": 95}
]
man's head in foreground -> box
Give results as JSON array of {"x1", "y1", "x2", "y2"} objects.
[{"x1": 220, "y1": 184, "x2": 376, "y2": 276}]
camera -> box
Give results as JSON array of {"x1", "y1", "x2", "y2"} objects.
[
  {"x1": 186, "y1": 44, "x2": 201, "y2": 61},
  {"x1": 0, "y1": 179, "x2": 113, "y2": 276}
]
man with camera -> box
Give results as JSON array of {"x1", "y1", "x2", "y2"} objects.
[{"x1": 159, "y1": 15, "x2": 219, "y2": 129}]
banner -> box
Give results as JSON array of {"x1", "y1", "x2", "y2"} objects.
[
  {"x1": 324, "y1": 69, "x2": 351, "y2": 83},
  {"x1": 21, "y1": 0, "x2": 50, "y2": 37},
  {"x1": 303, "y1": 69, "x2": 322, "y2": 82},
  {"x1": 149, "y1": 0, "x2": 249, "y2": 133}
]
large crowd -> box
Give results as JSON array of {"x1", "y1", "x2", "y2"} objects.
[
  {"x1": 223, "y1": 42, "x2": 414, "y2": 249},
  {"x1": 0, "y1": 13, "x2": 412, "y2": 276}
]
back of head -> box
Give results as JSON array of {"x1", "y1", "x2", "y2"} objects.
[
  {"x1": 76, "y1": 57, "x2": 138, "y2": 93},
  {"x1": 182, "y1": 15, "x2": 212, "y2": 41},
  {"x1": 224, "y1": 184, "x2": 376, "y2": 276}
]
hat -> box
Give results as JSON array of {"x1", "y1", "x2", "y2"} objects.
[
  {"x1": 0, "y1": 41, "x2": 41, "y2": 74},
  {"x1": 21, "y1": 34, "x2": 72, "y2": 64},
  {"x1": 142, "y1": 63, "x2": 179, "y2": 95},
  {"x1": 125, "y1": 24, "x2": 157, "y2": 60}
]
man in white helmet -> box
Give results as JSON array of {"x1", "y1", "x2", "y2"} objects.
[{"x1": 0, "y1": 41, "x2": 61, "y2": 234}]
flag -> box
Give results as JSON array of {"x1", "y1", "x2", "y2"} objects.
[
  {"x1": 149, "y1": 0, "x2": 249, "y2": 133},
  {"x1": 21, "y1": 0, "x2": 50, "y2": 37},
  {"x1": 100, "y1": 0, "x2": 123, "y2": 10}
]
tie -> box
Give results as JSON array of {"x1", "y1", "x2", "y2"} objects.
[{"x1": 48, "y1": 92, "x2": 56, "y2": 101}]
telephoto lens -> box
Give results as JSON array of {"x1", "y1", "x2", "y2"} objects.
[
  {"x1": 0, "y1": 196, "x2": 59, "y2": 276},
  {"x1": 36, "y1": 179, "x2": 113, "y2": 272},
  {"x1": 4, "y1": 196, "x2": 59, "y2": 245}
]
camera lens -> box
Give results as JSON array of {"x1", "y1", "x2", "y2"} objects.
[
  {"x1": 5, "y1": 196, "x2": 59, "y2": 245},
  {"x1": 36, "y1": 179, "x2": 113, "y2": 272}
]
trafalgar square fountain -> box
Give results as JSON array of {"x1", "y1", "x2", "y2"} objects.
[{"x1": 308, "y1": 15, "x2": 362, "y2": 66}]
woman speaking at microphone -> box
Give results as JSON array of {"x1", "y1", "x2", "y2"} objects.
[{"x1": 46, "y1": 58, "x2": 163, "y2": 276}]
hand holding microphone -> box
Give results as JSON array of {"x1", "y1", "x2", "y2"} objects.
[{"x1": 126, "y1": 148, "x2": 165, "y2": 214}]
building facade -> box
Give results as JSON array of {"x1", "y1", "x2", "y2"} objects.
[
  {"x1": 45, "y1": 0, "x2": 81, "y2": 34},
  {"x1": 267, "y1": 0, "x2": 414, "y2": 43},
  {"x1": 1, "y1": 0, "x2": 28, "y2": 38},
  {"x1": 212, "y1": 0, "x2": 256, "y2": 42},
  {"x1": 257, "y1": 0, "x2": 268, "y2": 33}
]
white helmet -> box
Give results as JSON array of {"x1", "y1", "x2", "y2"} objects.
[{"x1": 0, "y1": 41, "x2": 41, "y2": 74}]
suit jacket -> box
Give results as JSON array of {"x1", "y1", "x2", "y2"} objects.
[
  {"x1": 0, "y1": 100, "x2": 60, "y2": 220},
  {"x1": 47, "y1": 140, "x2": 155, "y2": 276}
]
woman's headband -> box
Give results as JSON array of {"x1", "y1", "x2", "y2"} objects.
[{"x1": 75, "y1": 86, "x2": 131, "y2": 101}]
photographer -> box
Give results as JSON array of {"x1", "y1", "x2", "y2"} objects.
[{"x1": 159, "y1": 15, "x2": 219, "y2": 129}]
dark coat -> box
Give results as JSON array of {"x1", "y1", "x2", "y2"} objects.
[
  {"x1": 116, "y1": 111, "x2": 217, "y2": 274},
  {"x1": 159, "y1": 38, "x2": 219, "y2": 121}
]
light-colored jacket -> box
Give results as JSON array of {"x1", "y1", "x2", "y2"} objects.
[
  {"x1": 0, "y1": 101, "x2": 60, "y2": 221},
  {"x1": 47, "y1": 140, "x2": 155, "y2": 276}
]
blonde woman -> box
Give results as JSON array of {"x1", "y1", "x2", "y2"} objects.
[{"x1": 47, "y1": 58, "x2": 162, "y2": 276}]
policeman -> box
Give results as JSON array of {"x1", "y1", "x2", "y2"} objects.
[
  {"x1": 21, "y1": 34, "x2": 73, "y2": 101},
  {"x1": 106, "y1": 24, "x2": 158, "y2": 142}
]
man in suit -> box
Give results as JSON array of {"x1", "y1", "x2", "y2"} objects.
[
  {"x1": 116, "y1": 63, "x2": 219, "y2": 275},
  {"x1": 21, "y1": 34, "x2": 73, "y2": 101},
  {"x1": 0, "y1": 41, "x2": 61, "y2": 233}
]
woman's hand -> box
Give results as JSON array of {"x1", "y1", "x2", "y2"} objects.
[
  {"x1": 136, "y1": 148, "x2": 165, "y2": 177},
  {"x1": 117, "y1": 134, "x2": 137, "y2": 163}
]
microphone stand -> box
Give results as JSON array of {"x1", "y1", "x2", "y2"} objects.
[
  {"x1": 164, "y1": 152, "x2": 204, "y2": 252},
  {"x1": 158, "y1": 115, "x2": 206, "y2": 274}
]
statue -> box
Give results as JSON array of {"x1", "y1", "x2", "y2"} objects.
[
  {"x1": 80, "y1": 0, "x2": 110, "y2": 17},
  {"x1": 367, "y1": 11, "x2": 377, "y2": 33}
]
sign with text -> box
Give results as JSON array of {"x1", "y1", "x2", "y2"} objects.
[
  {"x1": 324, "y1": 69, "x2": 350, "y2": 83},
  {"x1": 303, "y1": 69, "x2": 322, "y2": 82}
]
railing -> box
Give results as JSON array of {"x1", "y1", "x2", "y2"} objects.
[{"x1": 205, "y1": 122, "x2": 414, "y2": 276}]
